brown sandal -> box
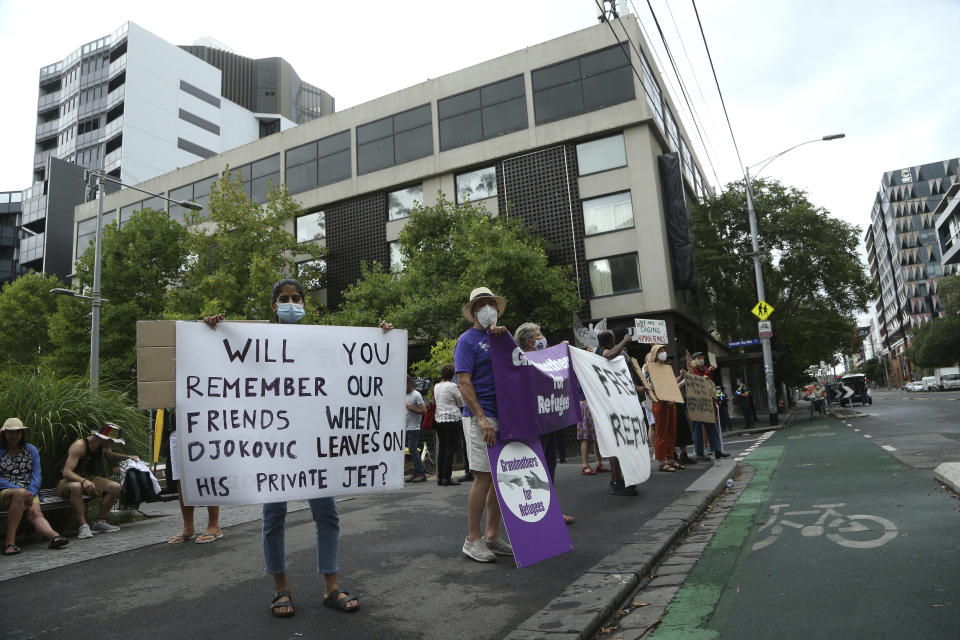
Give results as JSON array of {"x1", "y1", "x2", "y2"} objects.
[{"x1": 658, "y1": 463, "x2": 677, "y2": 472}]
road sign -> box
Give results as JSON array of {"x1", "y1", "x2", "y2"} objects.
[
  {"x1": 758, "y1": 321, "x2": 772, "y2": 338},
  {"x1": 751, "y1": 300, "x2": 774, "y2": 321},
  {"x1": 728, "y1": 339, "x2": 761, "y2": 348}
]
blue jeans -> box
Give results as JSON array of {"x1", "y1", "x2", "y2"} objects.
[
  {"x1": 406, "y1": 430, "x2": 425, "y2": 475},
  {"x1": 692, "y1": 421, "x2": 724, "y2": 456},
  {"x1": 262, "y1": 497, "x2": 339, "y2": 575}
]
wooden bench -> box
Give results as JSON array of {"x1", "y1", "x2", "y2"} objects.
[{"x1": 0, "y1": 488, "x2": 91, "y2": 538}]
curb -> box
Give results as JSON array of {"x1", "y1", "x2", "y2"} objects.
[
  {"x1": 503, "y1": 461, "x2": 739, "y2": 640},
  {"x1": 933, "y1": 462, "x2": 960, "y2": 495}
]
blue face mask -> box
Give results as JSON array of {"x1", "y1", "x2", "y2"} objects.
[{"x1": 276, "y1": 302, "x2": 305, "y2": 324}]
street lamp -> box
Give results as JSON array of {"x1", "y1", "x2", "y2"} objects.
[
  {"x1": 743, "y1": 133, "x2": 845, "y2": 425},
  {"x1": 51, "y1": 171, "x2": 202, "y2": 389}
]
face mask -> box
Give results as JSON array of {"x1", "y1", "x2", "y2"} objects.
[
  {"x1": 277, "y1": 302, "x2": 305, "y2": 324},
  {"x1": 694, "y1": 358, "x2": 704, "y2": 367},
  {"x1": 657, "y1": 351, "x2": 668, "y2": 362},
  {"x1": 476, "y1": 305, "x2": 498, "y2": 328},
  {"x1": 533, "y1": 337, "x2": 548, "y2": 350}
]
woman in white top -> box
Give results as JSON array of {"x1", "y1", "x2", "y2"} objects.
[{"x1": 433, "y1": 363, "x2": 464, "y2": 486}]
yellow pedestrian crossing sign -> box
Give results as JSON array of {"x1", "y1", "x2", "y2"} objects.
[{"x1": 751, "y1": 300, "x2": 774, "y2": 321}]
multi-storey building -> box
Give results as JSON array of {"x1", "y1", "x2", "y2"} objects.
[
  {"x1": 0, "y1": 191, "x2": 22, "y2": 284},
  {"x1": 934, "y1": 169, "x2": 960, "y2": 267},
  {"x1": 21, "y1": 21, "x2": 332, "y2": 282},
  {"x1": 865, "y1": 158, "x2": 960, "y2": 380}
]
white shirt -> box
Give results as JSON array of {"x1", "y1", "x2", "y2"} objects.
[
  {"x1": 432, "y1": 381, "x2": 463, "y2": 422},
  {"x1": 405, "y1": 390, "x2": 425, "y2": 430}
]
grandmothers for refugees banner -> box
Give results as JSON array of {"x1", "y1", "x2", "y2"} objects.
[
  {"x1": 569, "y1": 347, "x2": 651, "y2": 487},
  {"x1": 175, "y1": 322, "x2": 407, "y2": 506},
  {"x1": 489, "y1": 334, "x2": 581, "y2": 440}
]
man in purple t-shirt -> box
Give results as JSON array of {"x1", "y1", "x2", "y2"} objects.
[{"x1": 454, "y1": 287, "x2": 514, "y2": 563}]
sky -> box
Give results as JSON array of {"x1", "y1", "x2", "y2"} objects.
[{"x1": 2, "y1": 0, "x2": 959, "y2": 276}]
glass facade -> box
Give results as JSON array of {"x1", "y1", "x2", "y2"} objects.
[
  {"x1": 230, "y1": 153, "x2": 281, "y2": 203},
  {"x1": 588, "y1": 253, "x2": 641, "y2": 297},
  {"x1": 296, "y1": 210, "x2": 325, "y2": 243},
  {"x1": 388, "y1": 184, "x2": 423, "y2": 221},
  {"x1": 438, "y1": 75, "x2": 527, "y2": 151},
  {"x1": 119, "y1": 195, "x2": 165, "y2": 227},
  {"x1": 357, "y1": 105, "x2": 432, "y2": 175},
  {"x1": 389, "y1": 241, "x2": 405, "y2": 273},
  {"x1": 169, "y1": 176, "x2": 216, "y2": 223},
  {"x1": 285, "y1": 131, "x2": 351, "y2": 195},
  {"x1": 531, "y1": 43, "x2": 634, "y2": 125},
  {"x1": 576, "y1": 134, "x2": 626, "y2": 176},
  {"x1": 582, "y1": 191, "x2": 634, "y2": 236},
  {"x1": 297, "y1": 258, "x2": 326, "y2": 290},
  {"x1": 455, "y1": 167, "x2": 497, "y2": 203},
  {"x1": 75, "y1": 210, "x2": 116, "y2": 259}
]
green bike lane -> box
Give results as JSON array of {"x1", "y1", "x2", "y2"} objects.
[{"x1": 652, "y1": 419, "x2": 960, "y2": 639}]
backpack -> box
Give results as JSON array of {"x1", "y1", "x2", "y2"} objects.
[
  {"x1": 121, "y1": 468, "x2": 160, "y2": 509},
  {"x1": 421, "y1": 401, "x2": 436, "y2": 430}
]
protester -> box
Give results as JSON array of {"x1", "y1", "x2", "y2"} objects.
[
  {"x1": 642, "y1": 345, "x2": 685, "y2": 472},
  {"x1": 1, "y1": 418, "x2": 69, "y2": 554},
  {"x1": 58, "y1": 422, "x2": 136, "y2": 538},
  {"x1": 596, "y1": 330, "x2": 639, "y2": 495},
  {"x1": 454, "y1": 287, "x2": 514, "y2": 563},
  {"x1": 514, "y1": 322, "x2": 574, "y2": 524},
  {"x1": 164, "y1": 412, "x2": 221, "y2": 545},
  {"x1": 404, "y1": 376, "x2": 428, "y2": 483},
  {"x1": 688, "y1": 352, "x2": 730, "y2": 460},
  {"x1": 577, "y1": 400, "x2": 605, "y2": 475},
  {"x1": 203, "y1": 278, "x2": 385, "y2": 617},
  {"x1": 433, "y1": 364, "x2": 464, "y2": 486}
]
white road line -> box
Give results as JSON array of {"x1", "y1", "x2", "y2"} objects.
[
  {"x1": 881, "y1": 445, "x2": 897, "y2": 452},
  {"x1": 853, "y1": 429, "x2": 860, "y2": 432},
  {"x1": 863, "y1": 434, "x2": 872, "y2": 439}
]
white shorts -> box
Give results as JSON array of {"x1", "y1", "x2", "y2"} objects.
[
  {"x1": 169, "y1": 431, "x2": 181, "y2": 481},
  {"x1": 463, "y1": 415, "x2": 499, "y2": 473}
]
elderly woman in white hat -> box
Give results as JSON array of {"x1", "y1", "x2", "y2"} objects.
[{"x1": 1, "y1": 418, "x2": 69, "y2": 554}]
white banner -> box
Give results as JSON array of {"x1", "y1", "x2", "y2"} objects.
[
  {"x1": 569, "y1": 347, "x2": 651, "y2": 487},
  {"x1": 175, "y1": 322, "x2": 407, "y2": 506},
  {"x1": 630, "y1": 319, "x2": 669, "y2": 344}
]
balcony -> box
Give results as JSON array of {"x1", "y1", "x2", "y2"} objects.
[
  {"x1": 103, "y1": 147, "x2": 122, "y2": 174},
  {"x1": 108, "y1": 53, "x2": 126, "y2": 80},
  {"x1": 106, "y1": 85, "x2": 124, "y2": 110},
  {"x1": 37, "y1": 91, "x2": 61, "y2": 110},
  {"x1": 19, "y1": 231, "x2": 46, "y2": 266},
  {"x1": 104, "y1": 114, "x2": 123, "y2": 140},
  {"x1": 35, "y1": 120, "x2": 58, "y2": 139},
  {"x1": 33, "y1": 150, "x2": 54, "y2": 170}
]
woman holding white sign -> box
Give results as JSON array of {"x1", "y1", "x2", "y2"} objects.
[{"x1": 204, "y1": 279, "x2": 389, "y2": 617}]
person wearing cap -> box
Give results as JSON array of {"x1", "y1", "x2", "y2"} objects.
[
  {"x1": 454, "y1": 287, "x2": 514, "y2": 563},
  {"x1": 689, "y1": 353, "x2": 730, "y2": 461},
  {"x1": 58, "y1": 422, "x2": 137, "y2": 539},
  {"x1": 1, "y1": 418, "x2": 69, "y2": 554}
]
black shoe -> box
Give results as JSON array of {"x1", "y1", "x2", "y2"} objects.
[
  {"x1": 609, "y1": 480, "x2": 638, "y2": 496},
  {"x1": 695, "y1": 455, "x2": 712, "y2": 462},
  {"x1": 437, "y1": 479, "x2": 449, "y2": 486},
  {"x1": 456, "y1": 473, "x2": 474, "y2": 482},
  {"x1": 679, "y1": 454, "x2": 698, "y2": 465},
  {"x1": 447, "y1": 478, "x2": 461, "y2": 485},
  {"x1": 715, "y1": 451, "x2": 730, "y2": 459}
]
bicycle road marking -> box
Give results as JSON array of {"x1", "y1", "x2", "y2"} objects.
[
  {"x1": 788, "y1": 432, "x2": 835, "y2": 439},
  {"x1": 752, "y1": 502, "x2": 898, "y2": 551},
  {"x1": 881, "y1": 445, "x2": 897, "y2": 452}
]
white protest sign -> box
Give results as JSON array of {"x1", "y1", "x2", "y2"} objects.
[
  {"x1": 175, "y1": 322, "x2": 407, "y2": 506},
  {"x1": 630, "y1": 319, "x2": 669, "y2": 344},
  {"x1": 569, "y1": 347, "x2": 651, "y2": 487}
]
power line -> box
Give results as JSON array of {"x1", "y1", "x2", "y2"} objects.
[{"x1": 690, "y1": 0, "x2": 744, "y2": 175}]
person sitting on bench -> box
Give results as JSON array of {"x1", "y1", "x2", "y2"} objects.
[{"x1": 1, "y1": 418, "x2": 69, "y2": 554}]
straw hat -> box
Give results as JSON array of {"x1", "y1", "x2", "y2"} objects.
[
  {"x1": 461, "y1": 287, "x2": 507, "y2": 322},
  {"x1": 1, "y1": 417, "x2": 27, "y2": 432}
]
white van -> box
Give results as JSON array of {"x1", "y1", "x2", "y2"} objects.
[
  {"x1": 921, "y1": 376, "x2": 938, "y2": 391},
  {"x1": 942, "y1": 373, "x2": 960, "y2": 391}
]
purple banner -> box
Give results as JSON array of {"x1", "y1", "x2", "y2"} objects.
[
  {"x1": 490, "y1": 334, "x2": 582, "y2": 440},
  {"x1": 487, "y1": 436, "x2": 574, "y2": 568}
]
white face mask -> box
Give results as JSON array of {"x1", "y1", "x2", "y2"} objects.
[
  {"x1": 476, "y1": 305, "x2": 498, "y2": 328},
  {"x1": 657, "y1": 351, "x2": 668, "y2": 362},
  {"x1": 533, "y1": 337, "x2": 548, "y2": 350}
]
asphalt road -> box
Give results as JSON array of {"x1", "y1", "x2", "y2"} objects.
[
  {"x1": 0, "y1": 433, "x2": 761, "y2": 640},
  {"x1": 646, "y1": 395, "x2": 960, "y2": 640}
]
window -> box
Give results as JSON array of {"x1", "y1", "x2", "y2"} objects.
[
  {"x1": 583, "y1": 192, "x2": 634, "y2": 236},
  {"x1": 389, "y1": 241, "x2": 405, "y2": 273},
  {"x1": 588, "y1": 253, "x2": 641, "y2": 297},
  {"x1": 357, "y1": 104, "x2": 432, "y2": 175},
  {"x1": 438, "y1": 75, "x2": 527, "y2": 151},
  {"x1": 168, "y1": 176, "x2": 215, "y2": 223},
  {"x1": 232, "y1": 154, "x2": 281, "y2": 203},
  {"x1": 388, "y1": 184, "x2": 422, "y2": 221},
  {"x1": 296, "y1": 210, "x2": 325, "y2": 243},
  {"x1": 297, "y1": 259, "x2": 326, "y2": 291},
  {"x1": 576, "y1": 134, "x2": 626, "y2": 175},
  {"x1": 75, "y1": 211, "x2": 116, "y2": 259},
  {"x1": 119, "y1": 195, "x2": 164, "y2": 227},
  {"x1": 285, "y1": 131, "x2": 350, "y2": 195},
  {"x1": 531, "y1": 43, "x2": 634, "y2": 125},
  {"x1": 665, "y1": 106, "x2": 679, "y2": 153},
  {"x1": 456, "y1": 167, "x2": 497, "y2": 203},
  {"x1": 681, "y1": 138, "x2": 693, "y2": 185}
]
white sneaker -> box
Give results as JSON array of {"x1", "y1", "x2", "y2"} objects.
[
  {"x1": 90, "y1": 520, "x2": 120, "y2": 533},
  {"x1": 462, "y1": 537, "x2": 495, "y2": 563},
  {"x1": 483, "y1": 536, "x2": 514, "y2": 556},
  {"x1": 77, "y1": 523, "x2": 93, "y2": 539}
]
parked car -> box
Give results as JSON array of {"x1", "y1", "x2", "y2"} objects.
[
  {"x1": 921, "y1": 376, "x2": 938, "y2": 391},
  {"x1": 942, "y1": 373, "x2": 960, "y2": 391},
  {"x1": 906, "y1": 381, "x2": 924, "y2": 392}
]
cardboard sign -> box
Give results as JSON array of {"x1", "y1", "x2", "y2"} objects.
[
  {"x1": 569, "y1": 348, "x2": 651, "y2": 487},
  {"x1": 488, "y1": 437, "x2": 574, "y2": 568},
  {"x1": 175, "y1": 322, "x2": 408, "y2": 506},
  {"x1": 643, "y1": 362, "x2": 685, "y2": 403},
  {"x1": 490, "y1": 335, "x2": 581, "y2": 439},
  {"x1": 630, "y1": 318, "x2": 668, "y2": 344},
  {"x1": 685, "y1": 373, "x2": 716, "y2": 423}
]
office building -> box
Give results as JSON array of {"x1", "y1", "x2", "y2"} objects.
[
  {"x1": 864, "y1": 158, "x2": 960, "y2": 381},
  {"x1": 21, "y1": 21, "x2": 332, "y2": 281},
  {"x1": 0, "y1": 191, "x2": 21, "y2": 284},
  {"x1": 934, "y1": 169, "x2": 960, "y2": 266}
]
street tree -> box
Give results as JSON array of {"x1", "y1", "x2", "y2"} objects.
[
  {"x1": 0, "y1": 271, "x2": 64, "y2": 370},
  {"x1": 47, "y1": 207, "x2": 188, "y2": 381},
  {"x1": 165, "y1": 172, "x2": 326, "y2": 321},
  {"x1": 690, "y1": 178, "x2": 873, "y2": 385},
  {"x1": 906, "y1": 274, "x2": 960, "y2": 367},
  {"x1": 325, "y1": 195, "x2": 581, "y2": 344}
]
